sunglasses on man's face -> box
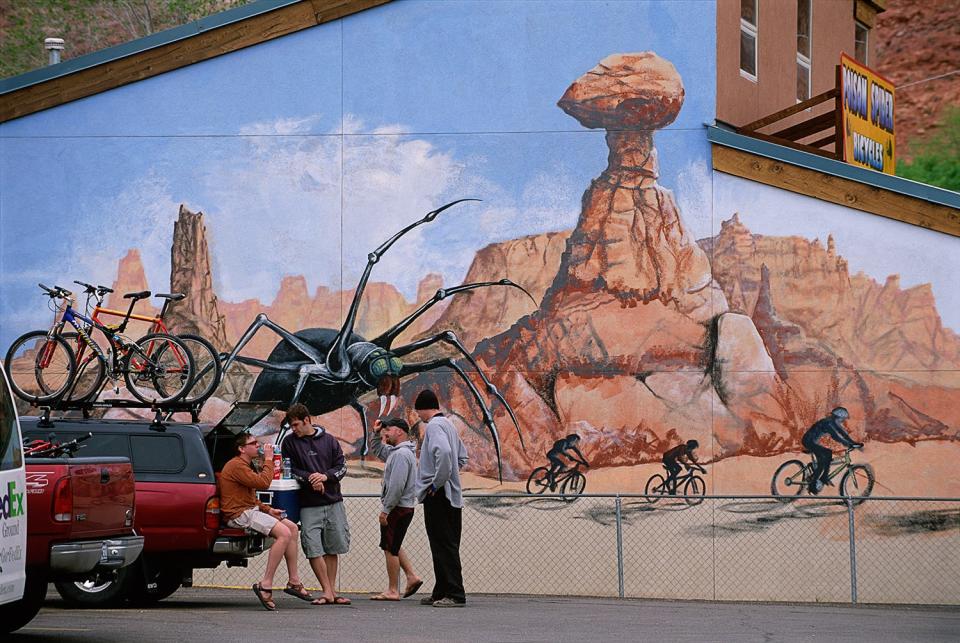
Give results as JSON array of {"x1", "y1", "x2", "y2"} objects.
[{"x1": 244, "y1": 441, "x2": 258, "y2": 447}]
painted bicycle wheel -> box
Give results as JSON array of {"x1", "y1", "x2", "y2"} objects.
[
  {"x1": 644, "y1": 473, "x2": 666, "y2": 503},
  {"x1": 839, "y1": 464, "x2": 875, "y2": 506},
  {"x1": 684, "y1": 475, "x2": 706, "y2": 506},
  {"x1": 771, "y1": 459, "x2": 807, "y2": 502},
  {"x1": 123, "y1": 333, "x2": 195, "y2": 404},
  {"x1": 4, "y1": 331, "x2": 75, "y2": 403},
  {"x1": 560, "y1": 471, "x2": 586, "y2": 502},
  {"x1": 525, "y1": 466, "x2": 551, "y2": 495}
]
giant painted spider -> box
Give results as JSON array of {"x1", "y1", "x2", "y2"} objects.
[{"x1": 222, "y1": 199, "x2": 531, "y2": 478}]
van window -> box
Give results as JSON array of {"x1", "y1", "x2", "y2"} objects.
[
  {"x1": 131, "y1": 435, "x2": 185, "y2": 473},
  {"x1": 0, "y1": 371, "x2": 23, "y2": 471}
]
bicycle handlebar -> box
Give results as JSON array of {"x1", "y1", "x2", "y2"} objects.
[{"x1": 39, "y1": 283, "x2": 72, "y2": 298}]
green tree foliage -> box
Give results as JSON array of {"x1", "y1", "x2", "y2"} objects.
[
  {"x1": 896, "y1": 107, "x2": 960, "y2": 193},
  {"x1": 1, "y1": 0, "x2": 249, "y2": 79}
]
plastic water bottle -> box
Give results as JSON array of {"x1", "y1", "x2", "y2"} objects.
[{"x1": 282, "y1": 457, "x2": 292, "y2": 480}]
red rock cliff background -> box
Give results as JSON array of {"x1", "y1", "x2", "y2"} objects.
[{"x1": 105, "y1": 52, "x2": 959, "y2": 482}]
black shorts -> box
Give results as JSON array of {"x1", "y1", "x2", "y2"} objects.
[{"x1": 379, "y1": 507, "x2": 415, "y2": 555}]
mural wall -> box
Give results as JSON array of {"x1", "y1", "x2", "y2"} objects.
[{"x1": 1, "y1": 0, "x2": 956, "y2": 497}]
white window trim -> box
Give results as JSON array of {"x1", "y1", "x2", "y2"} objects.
[
  {"x1": 740, "y1": 10, "x2": 758, "y2": 82},
  {"x1": 855, "y1": 20, "x2": 869, "y2": 65}
]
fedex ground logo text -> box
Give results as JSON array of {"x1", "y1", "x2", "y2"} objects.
[{"x1": 1, "y1": 482, "x2": 24, "y2": 520}]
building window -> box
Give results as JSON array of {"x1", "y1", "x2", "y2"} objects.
[
  {"x1": 855, "y1": 21, "x2": 869, "y2": 64},
  {"x1": 740, "y1": 0, "x2": 758, "y2": 80},
  {"x1": 796, "y1": 0, "x2": 811, "y2": 100}
]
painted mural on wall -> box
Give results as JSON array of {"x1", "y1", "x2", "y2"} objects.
[{"x1": 0, "y1": 1, "x2": 956, "y2": 498}]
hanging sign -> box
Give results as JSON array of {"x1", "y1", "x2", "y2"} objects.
[{"x1": 840, "y1": 53, "x2": 895, "y2": 174}]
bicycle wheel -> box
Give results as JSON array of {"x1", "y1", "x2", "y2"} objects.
[
  {"x1": 771, "y1": 459, "x2": 807, "y2": 502},
  {"x1": 4, "y1": 331, "x2": 75, "y2": 403},
  {"x1": 840, "y1": 464, "x2": 875, "y2": 506},
  {"x1": 175, "y1": 334, "x2": 223, "y2": 405},
  {"x1": 123, "y1": 333, "x2": 195, "y2": 404},
  {"x1": 684, "y1": 475, "x2": 706, "y2": 506},
  {"x1": 58, "y1": 332, "x2": 107, "y2": 402},
  {"x1": 560, "y1": 471, "x2": 586, "y2": 502},
  {"x1": 525, "y1": 467, "x2": 551, "y2": 495},
  {"x1": 644, "y1": 473, "x2": 666, "y2": 504}
]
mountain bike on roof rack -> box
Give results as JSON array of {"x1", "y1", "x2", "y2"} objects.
[
  {"x1": 4, "y1": 284, "x2": 195, "y2": 406},
  {"x1": 63, "y1": 281, "x2": 223, "y2": 405}
]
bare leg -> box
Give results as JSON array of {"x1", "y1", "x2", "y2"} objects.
[
  {"x1": 383, "y1": 551, "x2": 401, "y2": 599},
  {"x1": 399, "y1": 548, "x2": 420, "y2": 591},
  {"x1": 325, "y1": 554, "x2": 339, "y2": 596},
  {"x1": 281, "y1": 519, "x2": 301, "y2": 585},
  {"x1": 309, "y1": 556, "x2": 334, "y2": 601},
  {"x1": 262, "y1": 521, "x2": 292, "y2": 589}
]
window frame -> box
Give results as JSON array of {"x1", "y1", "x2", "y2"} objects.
[
  {"x1": 854, "y1": 20, "x2": 869, "y2": 65},
  {"x1": 739, "y1": 0, "x2": 759, "y2": 82},
  {"x1": 796, "y1": 0, "x2": 812, "y2": 102}
]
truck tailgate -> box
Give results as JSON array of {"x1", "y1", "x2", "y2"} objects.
[{"x1": 30, "y1": 457, "x2": 135, "y2": 539}]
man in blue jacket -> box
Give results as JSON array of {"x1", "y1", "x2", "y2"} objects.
[
  {"x1": 802, "y1": 407, "x2": 863, "y2": 494},
  {"x1": 281, "y1": 403, "x2": 352, "y2": 605}
]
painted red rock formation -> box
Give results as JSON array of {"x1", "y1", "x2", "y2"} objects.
[{"x1": 167, "y1": 205, "x2": 230, "y2": 351}]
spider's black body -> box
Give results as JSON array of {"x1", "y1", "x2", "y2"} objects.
[{"x1": 223, "y1": 199, "x2": 531, "y2": 479}]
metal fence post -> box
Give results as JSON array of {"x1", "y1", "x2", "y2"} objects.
[
  {"x1": 615, "y1": 494, "x2": 624, "y2": 598},
  {"x1": 846, "y1": 497, "x2": 858, "y2": 604}
]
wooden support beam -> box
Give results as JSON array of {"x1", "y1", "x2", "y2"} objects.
[
  {"x1": 712, "y1": 145, "x2": 960, "y2": 238},
  {"x1": 732, "y1": 129, "x2": 839, "y2": 160},
  {"x1": 740, "y1": 88, "x2": 838, "y2": 132},
  {"x1": 0, "y1": 0, "x2": 390, "y2": 123},
  {"x1": 769, "y1": 111, "x2": 836, "y2": 142},
  {"x1": 808, "y1": 133, "x2": 837, "y2": 149}
]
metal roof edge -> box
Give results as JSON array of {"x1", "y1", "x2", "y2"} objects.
[
  {"x1": 706, "y1": 124, "x2": 960, "y2": 211},
  {"x1": 0, "y1": 0, "x2": 302, "y2": 96}
]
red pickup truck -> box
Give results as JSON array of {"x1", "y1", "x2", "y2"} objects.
[
  {"x1": 22, "y1": 410, "x2": 269, "y2": 606},
  {"x1": 25, "y1": 453, "x2": 142, "y2": 573}
]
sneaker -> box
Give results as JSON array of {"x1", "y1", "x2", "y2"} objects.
[
  {"x1": 809, "y1": 480, "x2": 824, "y2": 495},
  {"x1": 432, "y1": 597, "x2": 465, "y2": 608},
  {"x1": 420, "y1": 596, "x2": 437, "y2": 606}
]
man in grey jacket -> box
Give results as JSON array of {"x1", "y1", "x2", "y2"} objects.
[
  {"x1": 368, "y1": 417, "x2": 422, "y2": 601},
  {"x1": 414, "y1": 389, "x2": 468, "y2": 607}
]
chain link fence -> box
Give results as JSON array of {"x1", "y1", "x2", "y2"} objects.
[{"x1": 193, "y1": 494, "x2": 959, "y2": 605}]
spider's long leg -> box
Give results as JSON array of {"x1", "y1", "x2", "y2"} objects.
[
  {"x1": 227, "y1": 355, "x2": 303, "y2": 372},
  {"x1": 349, "y1": 399, "x2": 370, "y2": 459},
  {"x1": 393, "y1": 331, "x2": 525, "y2": 451},
  {"x1": 400, "y1": 358, "x2": 504, "y2": 482},
  {"x1": 327, "y1": 199, "x2": 480, "y2": 378},
  {"x1": 371, "y1": 279, "x2": 535, "y2": 350},
  {"x1": 222, "y1": 314, "x2": 325, "y2": 372}
]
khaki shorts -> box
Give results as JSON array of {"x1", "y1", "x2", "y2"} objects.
[
  {"x1": 300, "y1": 502, "x2": 350, "y2": 558},
  {"x1": 227, "y1": 508, "x2": 278, "y2": 536}
]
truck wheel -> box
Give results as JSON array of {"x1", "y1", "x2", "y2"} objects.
[
  {"x1": 0, "y1": 571, "x2": 48, "y2": 634},
  {"x1": 54, "y1": 566, "x2": 134, "y2": 607},
  {"x1": 130, "y1": 569, "x2": 182, "y2": 604}
]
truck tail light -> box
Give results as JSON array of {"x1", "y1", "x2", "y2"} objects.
[
  {"x1": 52, "y1": 477, "x2": 72, "y2": 522},
  {"x1": 204, "y1": 496, "x2": 221, "y2": 530}
]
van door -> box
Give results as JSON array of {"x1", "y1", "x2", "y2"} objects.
[{"x1": 0, "y1": 366, "x2": 27, "y2": 612}]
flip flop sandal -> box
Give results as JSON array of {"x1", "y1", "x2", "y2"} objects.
[
  {"x1": 402, "y1": 580, "x2": 424, "y2": 598},
  {"x1": 331, "y1": 596, "x2": 352, "y2": 605},
  {"x1": 252, "y1": 583, "x2": 277, "y2": 611},
  {"x1": 310, "y1": 597, "x2": 332, "y2": 606},
  {"x1": 283, "y1": 583, "x2": 315, "y2": 602}
]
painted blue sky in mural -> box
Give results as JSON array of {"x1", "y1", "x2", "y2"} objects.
[{"x1": 0, "y1": 1, "x2": 717, "y2": 345}]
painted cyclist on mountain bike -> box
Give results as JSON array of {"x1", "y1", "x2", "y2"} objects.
[
  {"x1": 801, "y1": 407, "x2": 863, "y2": 494},
  {"x1": 546, "y1": 433, "x2": 588, "y2": 489},
  {"x1": 662, "y1": 439, "x2": 704, "y2": 494}
]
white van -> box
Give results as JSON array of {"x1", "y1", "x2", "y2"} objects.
[{"x1": 0, "y1": 364, "x2": 32, "y2": 633}]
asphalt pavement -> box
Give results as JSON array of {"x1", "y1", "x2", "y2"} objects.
[{"x1": 12, "y1": 587, "x2": 960, "y2": 642}]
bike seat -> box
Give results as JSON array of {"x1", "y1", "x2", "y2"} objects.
[
  {"x1": 154, "y1": 292, "x2": 186, "y2": 301},
  {"x1": 123, "y1": 290, "x2": 152, "y2": 300},
  {"x1": 97, "y1": 285, "x2": 114, "y2": 294}
]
